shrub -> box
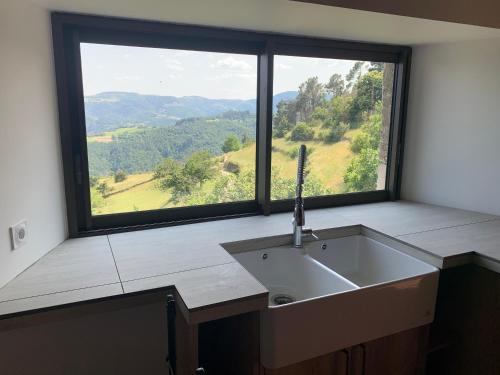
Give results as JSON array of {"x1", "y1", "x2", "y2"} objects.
[
  {"x1": 324, "y1": 121, "x2": 349, "y2": 143},
  {"x1": 290, "y1": 123, "x2": 315, "y2": 141},
  {"x1": 287, "y1": 148, "x2": 299, "y2": 159},
  {"x1": 222, "y1": 135, "x2": 241, "y2": 153},
  {"x1": 113, "y1": 170, "x2": 127, "y2": 183},
  {"x1": 343, "y1": 148, "x2": 379, "y2": 192},
  {"x1": 154, "y1": 158, "x2": 182, "y2": 180},
  {"x1": 96, "y1": 181, "x2": 111, "y2": 197},
  {"x1": 350, "y1": 132, "x2": 371, "y2": 153}
]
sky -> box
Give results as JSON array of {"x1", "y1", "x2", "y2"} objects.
[{"x1": 81, "y1": 43, "x2": 356, "y2": 100}]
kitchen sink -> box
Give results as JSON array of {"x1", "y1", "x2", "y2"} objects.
[
  {"x1": 306, "y1": 233, "x2": 436, "y2": 287},
  {"x1": 223, "y1": 225, "x2": 439, "y2": 369},
  {"x1": 233, "y1": 243, "x2": 358, "y2": 306}
]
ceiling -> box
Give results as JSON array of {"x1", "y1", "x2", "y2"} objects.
[
  {"x1": 31, "y1": 0, "x2": 500, "y2": 45},
  {"x1": 294, "y1": 0, "x2": 500, "y2": 30}
]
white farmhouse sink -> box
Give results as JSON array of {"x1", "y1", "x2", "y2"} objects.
[
  {"x1": 234, "y1": 244, "x2": 357, "y2": 306},
  {"x1": 306, "y1": 234, "x2": 435, "y2": 287},
  {"x1": 224, "y1": 225, "x2": 439, "y2": 369}
]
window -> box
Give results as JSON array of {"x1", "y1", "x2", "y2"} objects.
[
  {"x1": 271, "y1": 56, "x2": 394, "y2": 200},
  {"x1": 80, "y1": 44, "x2": 257, "y2": 216},
  {"x1": 52, "y1": 13, "x2": 411, "y2": 236}
]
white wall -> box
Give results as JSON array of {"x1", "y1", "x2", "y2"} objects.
[
  {"x1": 402, "y1": 39, "x2": 500, "y2": 215},
  {"x1": 0, "y1": 1, "x2": 67, "y2": 288}
]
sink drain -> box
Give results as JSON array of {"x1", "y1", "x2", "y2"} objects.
[{"x1": 272, "y1": 294, "x2": 296, "y2": 305}]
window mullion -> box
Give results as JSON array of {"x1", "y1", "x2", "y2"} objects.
[{"x1": 256, "y1": 44, "x2": 274, "y2": 215}]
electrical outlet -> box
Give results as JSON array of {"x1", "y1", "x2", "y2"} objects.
[{"x1": 10, "y1": 220, "x2": 27, "y2": 250}]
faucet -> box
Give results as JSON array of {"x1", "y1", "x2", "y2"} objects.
[{"x1": 293, "y1": 145, "x2": 317, "y2": 248}]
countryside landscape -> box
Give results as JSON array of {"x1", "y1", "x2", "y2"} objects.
[{"x1": 85, "y1": 60, "x2": 392, "y2": 215}]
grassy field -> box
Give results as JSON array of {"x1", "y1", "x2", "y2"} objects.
[
  {"x1": 90, "y1": 128, "x2": 360, "y2": 215},
  {"x1": 227, "y1": 128, "x2": 361, "y2": 193},
  {"x1": 87, "y1": 127, "x2": 144, "y2": 143}
]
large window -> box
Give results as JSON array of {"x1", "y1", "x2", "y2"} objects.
[
  {"x1": 80, "y1": 44, "x2": 257, "y2": 216},
  {"x1": 271, "y1": 56, "x2": 394, "y2": 200},
  {"x1": 52, "y1": 13, "x2": 411, "y2": 235}
]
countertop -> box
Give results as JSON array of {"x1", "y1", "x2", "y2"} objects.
[{"x1": 1, "y1": 201, "x2": 499, "y2": 321}]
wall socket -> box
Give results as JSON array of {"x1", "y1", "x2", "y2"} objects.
[{"x1": 10, "y1": 220, "x2": 28, "y2": 250}]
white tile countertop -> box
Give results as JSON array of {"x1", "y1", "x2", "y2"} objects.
[{"x1": 0, "y1": 201, "x2": 499, "y2": 321}]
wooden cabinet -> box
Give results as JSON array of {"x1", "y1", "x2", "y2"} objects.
[
  {"x1": 172, "y1": 296, "x2": 429, "y2": 375},
  {"x1": 261, "y1": 326, "x2": 429, "y2": 375},
  {"x1": 355, "y1": 326, "x2": 428, "y2": 375},
  {"x1": 262, "y1": 350, "x2": 350, "y2": 375}
]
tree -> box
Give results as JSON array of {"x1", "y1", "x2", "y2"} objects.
[
  {"x1": 155, "y1": 151, "x2": 216, "y2": 203},
  {"x1": 183, "y1": 151, "x2": 216, "y2": 186},
  {"x1": 368, "y1": 62, "x2": 384, "y2": 72},
  {"x1": 96, "y1": 181, "x2": 111, "y2": 197},
  {"x1": 270, "y1": 168, "x2": 334, "y2": 200},
  {"x1": 273, "y1": 101, "x2": 293, "y2": 138},
  {"x1": 222, "y1": 135, "x2": 241, "y2": 153},
  {"x1": 295, "y1": 77, "x2": 326, "y2": 122},
  {"x1": 113, "y1": 170, "x2": 127, "y2": 183},
  {"x1": 290, "y1": 123, "x2": 315, "y2": 141},
  {"x1": 330, "y1": 95, "x2": 353, "y2": 125},
  {"x1": 154, "y1": 158, "x2": 182, "y2": 180},
  {"x1": 344, "y1": 148, "x2": 379, "y2": 192},
  {"x1": 325, "y1": 73, "x2": 345, "y2": 97},
  {"x1": 241, "y1": 133, "x2": 253, "y2": 146},
  {"x1": 350, "y1": 131, "x2": 372, "y2": 154},
  {"x1": 346, "y1": 61, "x2": 365, "y2": 91},
  {"x1": 163, "y1": 170, "x2": 197, "y2": 202},
  {"x1": 349, "y1": 70, "x2": 383, "y2": 125}
]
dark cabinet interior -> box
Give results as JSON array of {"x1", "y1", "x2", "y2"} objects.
[{"x1": 426, "y1": 265, "x2": 500, "y2": 375}]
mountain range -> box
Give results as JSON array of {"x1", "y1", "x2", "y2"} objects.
[{"x1": 84, "y1": 91, "x2": 298, "y2": 134}]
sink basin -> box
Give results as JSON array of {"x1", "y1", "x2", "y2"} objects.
[
  {"x1": 224, "y1": 225, "x2": 439, "y2": 369},
  {"x1": 233, "y1": 245, "x2": 357, "y2": 306},
  {"x1": 306, "y1": 234, "x2": 435, "y2": 287}
]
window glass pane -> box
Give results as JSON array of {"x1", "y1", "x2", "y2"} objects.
[
  {"x1": 271, "y1": 56, "x2": 394, "y2": 200},
  {"x1": 81, "y1": 43, "x2": 257, "y2": 215}
]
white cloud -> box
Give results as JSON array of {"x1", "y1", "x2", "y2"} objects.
[
  {"x1": 276, "y1": 62, "x2": 292, "y2": 70},
  {"x1": 213, "y1": 56, "x2": 253, "y2": 71},
  {"x1": 161, "y1": 57, "x2": 185, "y2": 72},
  {"x1": 206, "y1": 72, "x2": 257, "y2": 81},
  {"x1": 114, "y1": 75, "x2": 142, "y2": 81},
  {"x1": 173, "y1": 50, "x2": 196, "y2": 57}
]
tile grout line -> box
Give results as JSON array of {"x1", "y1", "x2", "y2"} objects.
[
  {"x1": 106, "y1": 235, "x2": 125, "y2": 293},
  {"x1": 121, "y1": 260, "x2": 237, "y2": 285},
  {"x1": 394, "y1": 217, "x2": 500, "y2": 238},
  {"x1": 0, "y1": 282, "x2": 122, "y2": 304}
]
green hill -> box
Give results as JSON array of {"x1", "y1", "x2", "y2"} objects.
[
  {"x1": 84, "y1": 91, "x2": 297, "y2": 134},
  {"x1": 87, "y1": 111, "x2": 256, "y2": 176},
  {"x1": 91, "y1": 128, "x2": 360, "y2": 215}
]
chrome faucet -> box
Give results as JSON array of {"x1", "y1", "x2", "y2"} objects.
[{"x1": 293, "y1": 145, "x2": 317, "y2": 247}]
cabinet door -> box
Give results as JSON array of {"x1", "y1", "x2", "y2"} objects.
[
  {"x1": 263, "y1": 350, "x2": 350, "y2": 375},
  {"x1": 352, "y1": 326, "x2": 429, "y2": 375}
]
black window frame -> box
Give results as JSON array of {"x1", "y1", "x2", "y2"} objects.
[{"x1": 52, "y1": 12, "x2": 411, "y2": 237}]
